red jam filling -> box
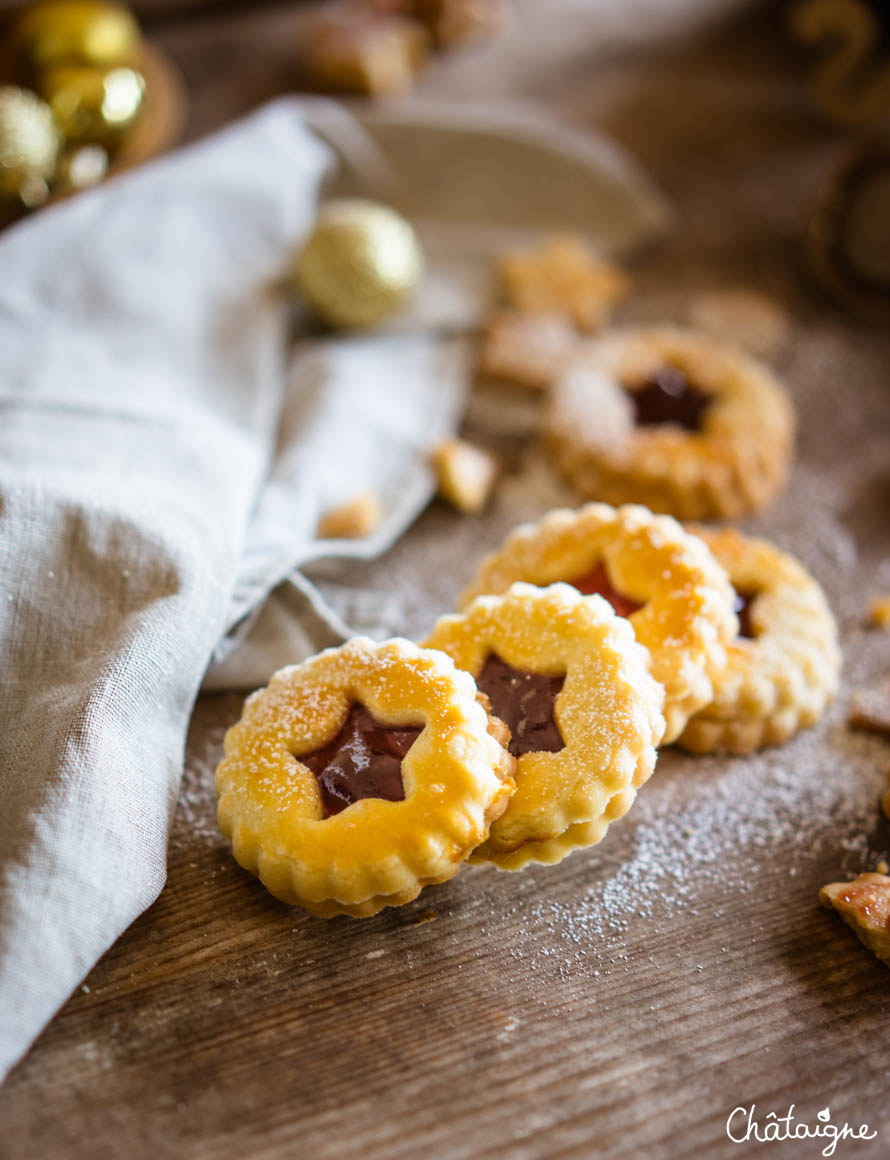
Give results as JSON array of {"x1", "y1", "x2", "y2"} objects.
[
  {"x1": 735, "y1": 590, "x2": 758, "y2": 640},
  {"x1": 476, "y1": 653, "x2": 565, "y2": 758},
  {"x1": 297, "y1": 704, "x2": 422, "y2": 818},
  {"x1": 565, "y1": 561, "x2": 642, "y2": 619},
  {"x1": 628, "y1": 365, "x2": 713, "y2": 431}
]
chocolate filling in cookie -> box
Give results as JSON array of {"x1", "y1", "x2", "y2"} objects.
[
  {"x1": 299, "y1": 705, "x2": 422, "y2": 817},
  {"x1": 565, "y1": 561, "x2": 642, "y2": 619},
  {"x1": 628, "y1": 365, "x2": 713, "y2": 431},
  {"x1": 476, "y1": 653, "x2": 565, "y2": 758},
  {"x1": 734, "y1": 591, "x2": 759, "y2": 640}
]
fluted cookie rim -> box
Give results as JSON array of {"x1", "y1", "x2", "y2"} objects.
[
  {"x1": 546, "y1": 326, "x2": 796, "y2": 520},
  {"x1": 424, "y1": 582, "x2": 665, "y2": 870},
  {"x1": 459, "y1": 503, "x2": 737, "y2": 743},
  {"x1": 215, "y1": 637, "x2": 516, "y2": 918},
  {"x1": 678, "y1": 526, "x2": 841, "y2": 755}
]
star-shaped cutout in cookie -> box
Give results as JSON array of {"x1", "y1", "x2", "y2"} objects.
[{"x1": 476, "y1": 653, "x2": 565, "y2": 758}]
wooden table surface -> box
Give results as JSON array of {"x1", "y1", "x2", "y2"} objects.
[{"x1": 3, "y1": 2, "x2": 890, "y2": 1157}]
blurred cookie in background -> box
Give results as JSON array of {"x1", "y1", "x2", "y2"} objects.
[{"x1": 300, "y1": 0, "x2": 507, "y2": 97}]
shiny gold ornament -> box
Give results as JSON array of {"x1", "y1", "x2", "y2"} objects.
[
  {"x1": 295, "y1": 199, "x2": 424, "y2": 329},
  {"x1": 13, "y1": 1, "x2": 143, "y2": 71},
  {"x1": 0, "y1": 86, "x2": 61, "y2": 200},
  {"x1": 38, "y1": 65, "x2": 145, "y2": 146}
]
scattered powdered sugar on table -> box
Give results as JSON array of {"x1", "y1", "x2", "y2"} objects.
[
  {"x1": 595, "y1": 736, "x2": 881, "y2": 925},
  {"x1": 498, "y1": 711, "x2": 890, "y2": 973},
  {"x1": 178, "y1": 722, "x2": 229, "y2": 843}
]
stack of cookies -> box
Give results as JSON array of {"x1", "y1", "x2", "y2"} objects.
[{"x1": 215, "y1": 235, "x2": 845, "y2": 922}]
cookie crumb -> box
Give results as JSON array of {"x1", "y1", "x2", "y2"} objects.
[
  {"x1": 687, "y1": 288, "x2": 791, "y2": 361},
  {"x1": 820, "y1": 872, "x2": 890, "y2": 966},
  {"x1": 433, "y1": 437, "x2": 499, "y2": 514},
  {"x1": 497, "y1": 234, "x2": 628, "y2": 332},
  {"x1": 317, "y1": 491, "x2": 382, "y2": 539},
  {"x1": 477, "y1": 310, "x2": 579, "y2": 391},
  {"x1": 868, "y1": 596, "x2": 890, "y2": 630},
  {"x1": 406, "y1": 906, "x2": 439, "y2": 925},
  {"x1": 848, "y1": 680, "x2": 890, "y2": 737}
]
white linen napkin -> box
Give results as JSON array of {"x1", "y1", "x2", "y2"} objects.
[{"x1": 0, "y1": 96, "x2": 668, "y2": 1080}]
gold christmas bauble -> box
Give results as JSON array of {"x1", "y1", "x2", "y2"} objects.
[
  {"x1": 295, "y1": 199, "x2": 424, "y2": 329},
  {"x1": 38, "y1": 64, "x2": 145, "y2": 145},
  {"x1": 13, "y1": 1, "x2": 143, "y2": 71},
  {"x1": 0, "y1": 86, "x2": 61, "y2": 200}
]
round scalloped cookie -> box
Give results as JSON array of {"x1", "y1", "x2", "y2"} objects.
[
  {"x1": 546, "y1": 326, "x2": 795, "y2": 520},
  {"x1": 460, "y1": 503, "x2": 737, "y2": 744},
  {"x1": 215, "y1": 637, "x2": 516, "y2": 918},
  {"x1": 678, "y1": 527, "x2": 841, "y2": 755},
  {"x1": 425, "y1": 582, "x2": 665, "y2": 870}
]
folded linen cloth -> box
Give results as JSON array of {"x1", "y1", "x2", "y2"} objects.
[
  {"x1": 0, "y1": 101, "x2": 334, "y2": 1081},
  {"x1": 0, "y1": 96, "x2": 668, "y2": 1080}
]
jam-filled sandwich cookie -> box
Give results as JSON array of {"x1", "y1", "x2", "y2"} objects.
[
  {"x1": 460, "y1": 503, "x2": 737, "y2": 744},
  {"x1": 678, "y1": 527, "x2": 841, "y2": 755},
  {"x1": 215, "y1": 638, "x2": 516, "y2": 918},
  {"x1": 424, "y1": 583, "x2": 665, "y2": 870},
  {"x1": 546, "y1": 326, "x2": 795, "y2": 520}
]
